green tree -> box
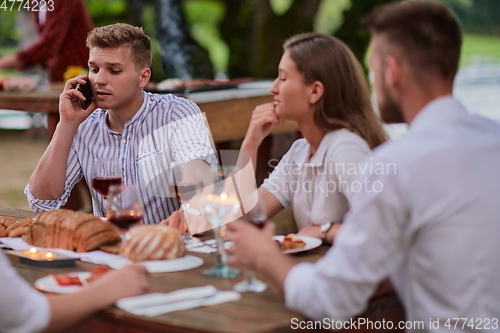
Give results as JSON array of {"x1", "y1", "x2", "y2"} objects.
[{"x1": 334, "y1": 0, "x2": 395, "y2": 69}]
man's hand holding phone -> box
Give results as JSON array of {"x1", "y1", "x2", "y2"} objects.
[
  {"x1": 59, "y1": 75, "x2": 96, "y2": 128},
  {"x1": 77, "y1": 78, "x2": 94, "y2": 110}
]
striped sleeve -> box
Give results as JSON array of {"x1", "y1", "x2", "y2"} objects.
[{"x1": 25, "y1": 143, "x2": 84, "y2": 212}]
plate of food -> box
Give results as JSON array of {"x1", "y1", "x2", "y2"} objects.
[
  {"x1": 273, "y1": 234, "x2": 322, "y2": 254},
  {"x1": 34, "y1": 266, "x2": 110, "y2": 293},
  {"x1": 107, "y1": 255, "x2": 204, "y2": 273}
]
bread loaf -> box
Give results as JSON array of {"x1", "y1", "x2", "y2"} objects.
[
  {"x1": 5, "y1": 218, "x2": 34, "y2": 238},
  {"x1": 122, "y1": 225, "x2": 186, "y2": 261},
  {"x1": 0, "y1": 216, "x2": 16, "y2": 229},
  {"x1": 0, "y1": 225, "x2": 8, "y2": 238},
  {"x1": 24, "y1": 209, "x2": 120, "y2": 252}
]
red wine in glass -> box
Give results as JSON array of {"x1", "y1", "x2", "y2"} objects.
[
  {"x1": 108, "y1": 214, "x2": 142, "y2": 230},
  {"x1": 249, "y1": 219, "x2": 267, "y2": 229},
  {"x1": 168, "y1": 182, "x2": 203, "y2": 202},
  {"x1": 92, "y1": 177, "x2": 122, "y2": 197}
]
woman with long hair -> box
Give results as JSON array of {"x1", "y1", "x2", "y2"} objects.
[{"x1": 242, "y1": 32, "x2": 387, "y2": 244}]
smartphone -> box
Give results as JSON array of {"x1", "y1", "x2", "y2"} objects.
[{"x1": 77, "y1": 78, "x2": 94, "y2": 109}]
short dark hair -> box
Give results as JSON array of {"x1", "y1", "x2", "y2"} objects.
[
  {"x1": 86, "y1": 23, "x2": 152, "y2": 69},
  {"x1": 362, "y1": 1, "x2": 462, "y2": 81}
]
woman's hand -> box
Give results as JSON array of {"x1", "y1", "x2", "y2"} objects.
[
  {"x1": 92, "y1": 264, "x2": 149, "y2": 302},
  {"x1": 58, "y1": 75, "x2": 96, "y2": 128},
  {"x1": 242, "y1": 103, "x2": 279, "y2": 149}
]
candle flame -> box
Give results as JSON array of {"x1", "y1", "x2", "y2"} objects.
[
  {"x1": 45, "y1": 252, "x2": 53, "y2": 258},
  {"x1": 220, "y1": 192, "x2": 228, "y2": 200},
  {"x1": 29, "y1": 248, "x2": 37, "y2": 254}
]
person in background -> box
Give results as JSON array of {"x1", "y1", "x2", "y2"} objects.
[
  {"x1": 165, "y1": 32, "x2": 387, "y2": 244},
  {"x1": 25, "y1": 23, "x2": 215, "y2": 225},
  {"x1": 0, "y1": 251, "x2": 148, "y2": 333},
  {"x1": 226, "y1": 1, "x2": 500, "y2": 330},
  {"x1": 0, "y1": 0, "x2": 92, "y2": 83}
]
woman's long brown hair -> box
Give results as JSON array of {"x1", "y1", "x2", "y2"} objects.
[{"x1": 284, "y1": 33, "x2": 387, "y2": 149}]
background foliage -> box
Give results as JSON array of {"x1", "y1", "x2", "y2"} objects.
[{"x1": 1, "y1": 0, "x2": 499, "y2": 79}]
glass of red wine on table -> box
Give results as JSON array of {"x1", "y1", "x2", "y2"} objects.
[
  {"x1": 106, "y1": 184, "x2": 144, "y2": 260},
  {"x1": 91, "y1": 158, "x2": 122, "y2": 203}
]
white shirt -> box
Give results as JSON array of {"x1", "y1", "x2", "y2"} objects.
[
  {"x1": 285, "y1": 96, "x2": 500, "y2": 331},
  {"x1": 0, "y1": 251, "x2": 50, "y2": 333},
  {"x1": 25, "y1": 92, "x2": 216, "y2": 224},
  {"x1": 262, "y1": 129, "x2": 371, "y2": 229}
]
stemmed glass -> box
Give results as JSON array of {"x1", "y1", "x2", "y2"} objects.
[
  {"x1": 91, "y1": 158, "x2": 122, "y2": 204},
  {"x1": 233, "y1": 194, "x2": 268, "y2": 292},
  {"x1": 201, "y1": 166, "x2": 242, "y2": 279},
  {"x1": 168, "y1": 180, "x2": 204, "y2": 243},
  {"x1": 106, "y1": 184, "x2": 144, "y2": 260}
]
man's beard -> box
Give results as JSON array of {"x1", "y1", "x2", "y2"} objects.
[{"x1": 378, "y1": 82, "x2": 405, "y2": 124}]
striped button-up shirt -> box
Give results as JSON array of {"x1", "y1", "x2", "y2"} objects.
[{"x1": 25, "y1": 92, "x2": 216, "y2": 224}]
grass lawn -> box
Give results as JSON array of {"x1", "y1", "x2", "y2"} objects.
[{"x1": 461, "y1": 34, "x2": 500, "y2": 66}]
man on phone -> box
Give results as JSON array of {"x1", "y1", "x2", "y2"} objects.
[
  {"x1": 226, "y1": 1, "x2": 500, "y2": 329},
  {"x1": 26, "y1": 23, "x2": 215, "y2": 225}
]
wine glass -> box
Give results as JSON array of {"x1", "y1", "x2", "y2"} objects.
[
  {"x1": 168, "y1": 180, "x2": 203, "y2": 243},
  {"x1": 92, "y1": 159, "x2": 122, "y2": 201},
  {"x1": 233, "y1": 193, "x2": 268, "y2": 292},
  {"x1": 201, "y1": 166, "x2": 242, "y2": 279},
  {"x1": 106, "y1": 184, "x2": 144, "y2": 261}
]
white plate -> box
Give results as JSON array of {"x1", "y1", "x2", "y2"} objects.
[
  {"x1": 107, "y1": 255, "x2": 203, "y2": 273},
  {"x1": 273, "y1": 235, "x2": 322, "y2": 254},
  {"x1": 35, "y1": 272, "x2": 90, "y2": 294}
]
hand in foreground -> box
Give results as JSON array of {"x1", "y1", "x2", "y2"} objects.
[
  {"x1": 242, "y1": 103, "x2": 279, "y2": 148},
  {"x1": 92, "y1": 264, "x2": 149, "y2": 301},
  {"x1": 59, "y1": 75, "x2": 96, "y2": 127},
  {"x1": 226, "y1": 220, "x2": 281, "y2": 271}
]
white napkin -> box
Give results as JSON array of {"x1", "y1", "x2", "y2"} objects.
[
  {"x1": 79, "y1": 251, "x2": 121, "y2": 265},
  {"x1": 0, "y1": 237, "x2": 32, "y2": 251},
  {"x1": 0, "y1": 237, "x2": 120, "y2": 265},
  {"x1": 186, "y1": 239, "x2": 217, "y2": 253},
  {"x1": 116, "y1": 285, "x2": 241, "y2": 316}
]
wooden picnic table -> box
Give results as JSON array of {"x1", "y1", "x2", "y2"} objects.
[
  {"x1": 0, "y1": 85, "x2": 298, "y2": 142},
  {"x1": 2, "y1": 208, "x2": 405, "y2": 333}
]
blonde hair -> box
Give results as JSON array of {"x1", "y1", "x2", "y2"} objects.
[
  {"x1": 86, "y1": 23, "x2": 152, "y2": 69},
  {"x1": 284, "y1": 33, "x2": 387, "y2": 149}
]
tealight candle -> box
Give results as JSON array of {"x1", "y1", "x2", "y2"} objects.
[
  {"x1": 205, "y1": 192, "x2": 237, "y2": 204},
  {"x1": 21, "y1": 248, "x2": 58, "y2": 260}
]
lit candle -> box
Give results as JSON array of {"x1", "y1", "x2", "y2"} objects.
[
  {"x1": 205, "y1": 192, "x2": 237, "y2": 204},
  {"x1": 21, "y1": 248, "x2": 58, "y2": 260}
]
